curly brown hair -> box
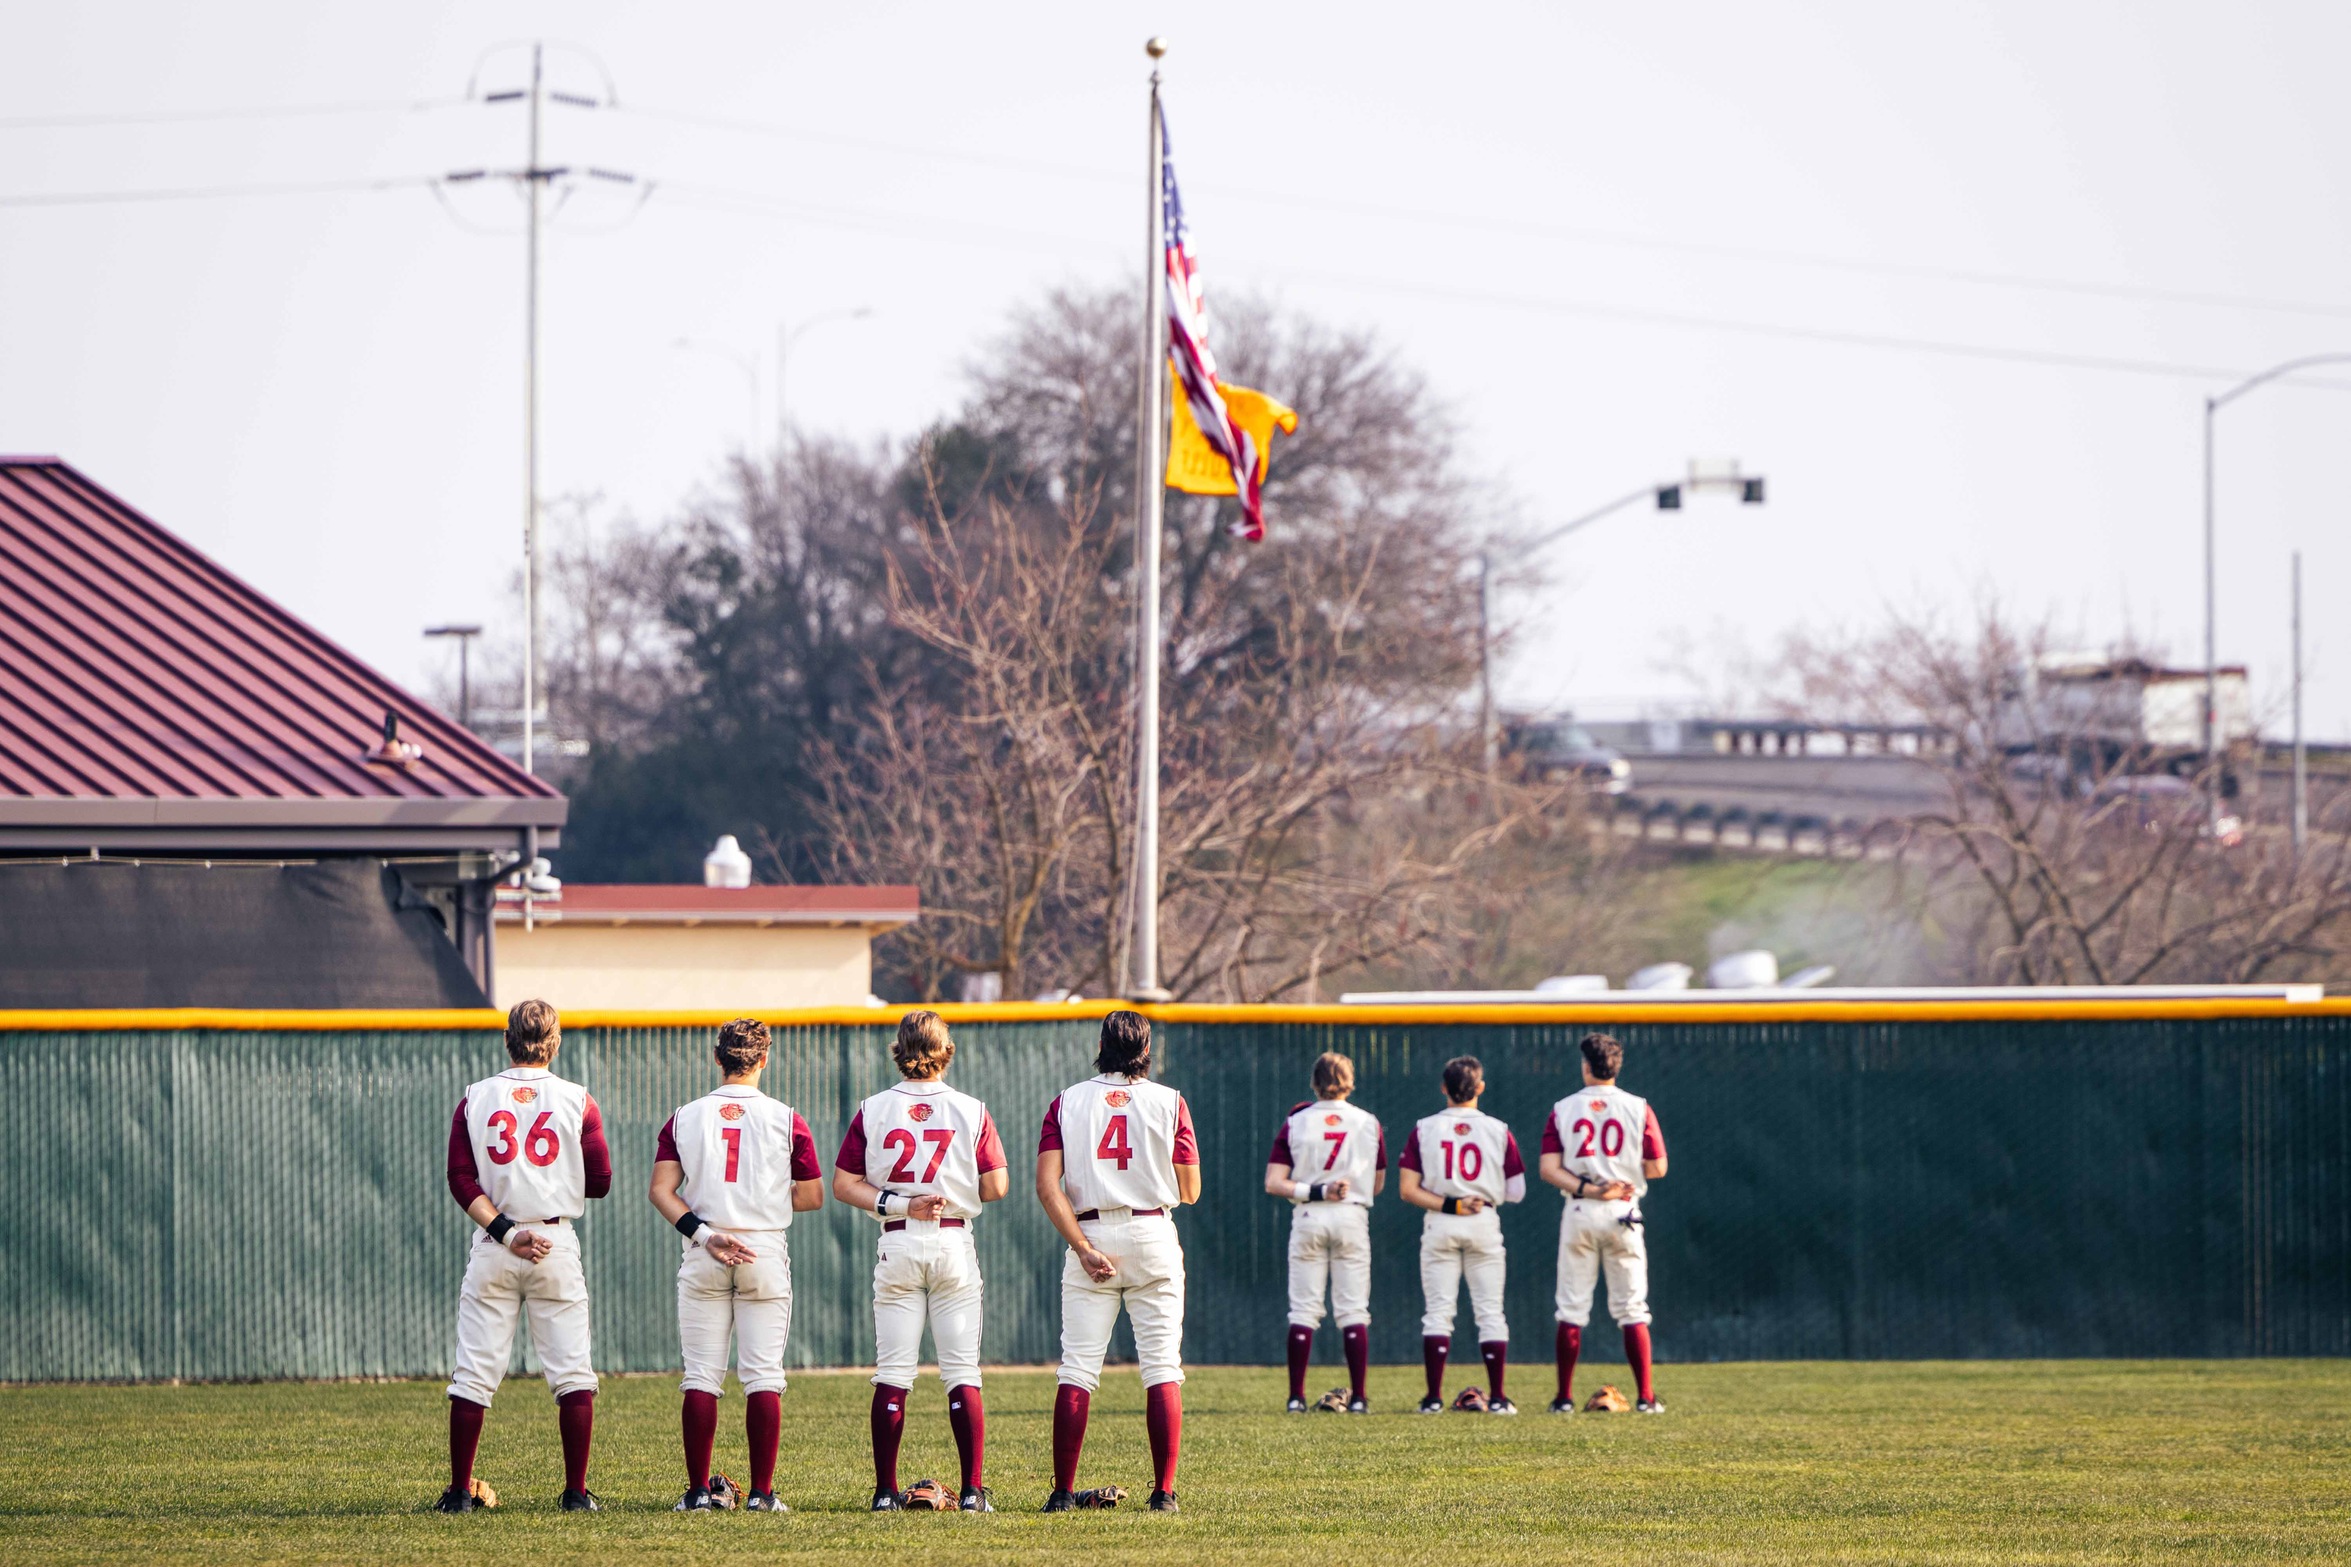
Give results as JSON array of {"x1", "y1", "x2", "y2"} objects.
[
  {"x1": 1579, "y1": 1032, "x2": 1623, "y2": 1081},
  {"x1": 504, "y1": 999, "x2": 560, "y2": 1065},
  {"x1": 716, "y1": 1017, "x2": 771, "y2": 1076},
  {"x1": 893, "y1": 1010, "x2": 955, "y2": 1079}
]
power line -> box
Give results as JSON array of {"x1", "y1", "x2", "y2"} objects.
[
  {"x1": 0, "y1": 97, "x2": 462, "y2": 130},
  {"x1": 0, "y1": 175, "x2": 438, "y2": 208}
]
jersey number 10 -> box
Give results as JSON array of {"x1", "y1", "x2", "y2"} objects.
[{"x1": 1438, "y1": 1138, "x2": 1484, "y2": 1182}]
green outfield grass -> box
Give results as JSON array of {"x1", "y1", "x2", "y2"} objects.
[{"x1": 2, "y1": 1361, "x2": 2346, "y2": 1565}]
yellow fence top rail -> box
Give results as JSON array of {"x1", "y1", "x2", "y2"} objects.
[{"x1": 0, "y1": 997, "x2": 2346, "y2": 1031}]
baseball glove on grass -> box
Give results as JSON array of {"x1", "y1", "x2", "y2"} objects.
[
  {"x1": 707, "y1": 1473, "x2": 741, "y2": 1510},
  {"x1": 899, "y1": 1478, "x2": 958, "y2": 1511},
  {"x1": 467, "y1": 1477, "x2": 499, "y2": 1509},
  {"x1": 1312, "y1": 1387, "x2": 1350, "y2": 1413},
  {"x1": 1451, "y1": 1385, "x2": 1489, "y2": 1413},
  {"x1": 1583, "y1": 1384, "x2": 1631, "y2": 1413},
  {"x1": 1074, "y1": 1485, "x2": 1129, "y2": 1509}
]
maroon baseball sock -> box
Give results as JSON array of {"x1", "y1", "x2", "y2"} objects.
[
  {"x1": 448, "y1": 1396, "x2": 486, "y2": 1491},
  {"x1": 1341, "y1": 1323, "x2": 1370, "y2": 1401},
  {"x1": 947, "y1": 1384, "x2": 985, "y2": 1491},
  {"x1": 1624, "y1": 1323, "x2": 1655, "y2": 1403},
  {"x1": 1480, "y1": 1340, "x2": 1509, "y2": 1402},
  {"x1": 871, "y1": 1383, "x2": 908, "y2": 1494},
  {"x1": 746, "y1": 1391, "x2": 781, "y2": 1496},
  {"x1": 1145, "y1": 1382, "x2": 1182, "y2": 1495},
  {"x1": 1285, "y1": 1324, "x2": 1314, "y2": 1401},
  {"x1": 1050, "y1": 1384, "x2": 1089, "y2": 1493},
  {"x1": 681, "y1": 1390, "x2": 717, "y2": 1488},
  {"x1": 1556, "y1": 1322, "x2": 1582, "y2": 1404},
  {"x1": 1422, "y1": 1334, "x2": 1449, "y2": 1402},
  {"x1": 556, "y1": 1390, "x2": 594, "y2": 1495}
]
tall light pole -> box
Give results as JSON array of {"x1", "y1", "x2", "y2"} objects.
[
  {"x1": 2201, "y1": 352, "x2": 2351, "y2": 831},
  {"x1": 673, "y1": 338, "x2": 761, "y2": 452},
  {"x1": 1480, "y1": 460, "x2": 1766, "y2": 774},
  {"x1": 774, "y1": 307, "x2": 875, "y2": 457},
  {"x1": 424, "y1": 624, "x2": 485, "y2": 729}
]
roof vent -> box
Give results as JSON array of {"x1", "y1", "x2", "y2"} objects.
[
  {"x1": 364, "y1": 711, "x2": 422, "y2": 769},
  {"x1": 704, "y1": 833, "x2": 753, "y2": 888}
]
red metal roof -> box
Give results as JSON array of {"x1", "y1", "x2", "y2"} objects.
[
  {"x1": 495, "y1": 883, "x2": 919, "y2": 926},
  {"x1": 0, "y1": 458, "x2": 561, "y2": 829}
]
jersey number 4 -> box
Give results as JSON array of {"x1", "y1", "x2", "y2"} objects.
[
  {"x1": 1096, "y1": 1114, "x2": 1133, "y2": 1170},
  {"x1": 884, "y1": 1127, "x2": 956, "y2": 1183},
  {"x1": 485, "y1": 1109, "x2": 561, "y2": 1168}
]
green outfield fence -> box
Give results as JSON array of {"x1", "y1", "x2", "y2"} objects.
[{"x1": 3, "y1": 1000, "x2": 2347, "y2": 1383}]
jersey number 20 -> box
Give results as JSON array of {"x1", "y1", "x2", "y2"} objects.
[{"x1": 1572, "y1": 1118, "x2": 1626, "y2": 1159}]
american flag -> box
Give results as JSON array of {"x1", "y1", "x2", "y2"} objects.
[{"x1": 1160, "y1": 113, "x2": 1265, "y2": 540}]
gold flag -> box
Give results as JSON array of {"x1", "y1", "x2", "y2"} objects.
[{"x1": 1164, "y1": 365, "x2": 1297, "y2": 496}]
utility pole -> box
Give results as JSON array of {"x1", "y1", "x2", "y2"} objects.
[
  {"x1": 2292, "y1": 550, "x2": 2306, "y2": 863},
  {"x1": 1126, "y1": 37, "x2": 1170, "y2": 1001},
  {"x1": 424, "y1": 624, "x2": 485, "y2": 728}
]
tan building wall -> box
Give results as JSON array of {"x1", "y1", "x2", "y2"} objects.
[{"x1": 492, "y1": 922, "x2": 877, "y2": 1011}]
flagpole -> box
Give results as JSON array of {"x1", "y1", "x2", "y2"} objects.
[{"x1": 1129, "y1": 36, "x2": 1171, "y2": 1001}]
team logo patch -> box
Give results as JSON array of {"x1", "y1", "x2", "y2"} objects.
[
  {"x1": 510, "y1": 1086, "x2": 536, "y2": 1105},
  {"x1": 908, "y1": 1103, "x2": 933, "y2": 1123},
  {"x1": 1105, "y1": 1090, "x2": 1131, "y2": 1108},
  {"x1": 1323, "y1": 1113, "x2": 1343, "y2": 1127},
  {"x1": 1590, "y1": 1100, "x2": 1607, "y2": 1113},
  {"x1": 720, "y1": 1103, "x2": 745, "y2": 1121},
  {"x1": 1453, "y1": 1121, "x2": 1471, "y2": 1135}
]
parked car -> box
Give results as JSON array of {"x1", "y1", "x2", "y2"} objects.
[{"x1": 1505, "y1": 717, "x2": 1632, "y2": 794}]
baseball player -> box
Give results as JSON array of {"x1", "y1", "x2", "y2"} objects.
[
  {"x1": 437, "y1": 999, "x2": 613, "y2": 1513},
  {"x1": 832, "y1": 1010, "x2": 1010, "y2": 1513},
  {"x1": 648, "y1": 1017, "x2": 826, "y2": 1512},
  {"x1": 1398, "y1": 1055, "x2": 1526, "y2": 1415},
  {"x1": 1540, "y1": 1031, "x2": 1668, "y2": 1414},
  {"x1": 1265, "y1": 1051, "x2": 1385, "y2": 1413},
  {"x1": 1036, "y1": 1010, "x2": 1200, "y2": 1514}
]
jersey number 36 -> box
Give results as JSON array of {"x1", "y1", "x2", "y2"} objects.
[{"x1": 485, "y1": 1110, "x2": 561, "y2": 1168}]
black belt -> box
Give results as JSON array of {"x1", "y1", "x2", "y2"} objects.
[
  {"x1": 1076, "y1": 1207, "x2": 1163, "y2": 1221},
  {"x1": 883, "y1": 1217, "x2": 966, "y2": 1232}
]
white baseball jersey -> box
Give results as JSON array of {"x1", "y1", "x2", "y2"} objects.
[
  {"x1": 1041, "y1": 1073, "x2": 1198, "y2": 1213},
  {"x1": 1268, "y1": 1098, "x2": 1385, "y2": 1207},
  {"x1": 1401, "y1": 1106, "x2": 1525, "y2": 1207},
  {"x1": 834, "y1": 1078, "x2": 1007, "y2": 1220},
  {"x1": 453, "y1": 1066, "x2": 601, "y2": 1220},
  {"x1": 655, "y1": 1085, "x2": 822, "y2": 1230},
  {"x1": 1543, "y1": 1083, "x2": 1665, "y2": 1198}
]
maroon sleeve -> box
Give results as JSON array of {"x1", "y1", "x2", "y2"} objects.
[
  {"x1": 1374, "y1": 1124, "x2": 1389, "y2": 1171},
  {"x1": 975, "y1": 1111, "x2": 1008, "y2": 1174},
  {"x1": 832, "y1": 1108, "x2": 868, "y2": 1175},
  {"x1": 580, "y1": 1096, "x2": 612, "y2": 1200},
  {"x1": 1643, "y1": 1105, "x2": 1667, "y2": 1163},
  {"x1": 789, "y1": 1112, "x2": 823, "y2": 1181},
  {"x1": 1172, "y1": 1097, "x2": 1200, "y2": 1166},
  {"x1": 654, "y1": 1114, "x2": 680, "y2": 1165},
  {"x1": 1397, "y1": 1124, "x2": 1423, "y2": 1173},
  {"x1": 447, "y1": 1099, "x2": 485, "y2": 1209},
  {"x1": 1541, "y1": 1110, "x2": 1564, "y2": 1158},
  {"x1": 1502, "y1": 1131, "x2": 1525, "y2": 1180},
  {"x1": 1268, "y1": 1100, "x2": 1313, "y2": 1164},
  {"x1": 1038, "y1": 1093, "x2": 1065, "y2": 1154}
]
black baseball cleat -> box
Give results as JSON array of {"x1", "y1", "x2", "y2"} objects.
[
  {"x1": 1549, "y1": 1397, "x2": 1577, "y2": 1415},
  {"x1": 871, "y1": 1486, "x2": 902, "y2": 1511},
  {"x1": 961, "y1": 1485, "x2": 995, "y2": 1513},
  {"x1": 1637, "y1": 1397, "x2": 1666, "y2": 1415},
  {"x1": 674, "y1": 1484, "x2": 715, "y2": 1511},
  {"x1": 1148, "y1": 1489, "x2": 1180, "y2": 1513},
  {"x1": 1416, "y1": 1395, "x2": 1445, "y2": 1414},
  {"x1": 1041, "y1": 1488, "x2": 1077, "y2": 1513},
  {"x1": 433, "y1": 1485, "x2": 481, "y2": 1514},
  {"x1": 1346, "y1": 1395, "x2": 1369, "y2": 1415},
  {"x1": 558, "y1": 1489, "x2": 601, "y2": 1512},
  {"x1": 1285, "y1": 1395, "x2": 1308, "y2": 1413},
  {"x1": 1488, "y1": 1396, "x2": 1520, "y2": 1416},
  {"x1": 745, "y1": 1490, "x2": 789, "y2": 1512}
]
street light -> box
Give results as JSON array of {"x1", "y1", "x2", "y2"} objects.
[
  {"x1": 672, "y1": 338, "x2": 762, "y2": 454},
  {"x1": 775, "y1": 307, "x2": 875, "y2": 455},
  {"x1": 1479, "y1": 459, "x2": 1767, "y2": 774},
  {"x1": 2201, "y1": 352, "x2": 2351, "y2": 830},
  {"x1": 424, "y1": 624, "x2": 485, "y2": 729}
]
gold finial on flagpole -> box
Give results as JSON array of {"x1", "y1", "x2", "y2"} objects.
[{"x1": 1146, "y1": 36, "x2": 1168, "y2": 57}]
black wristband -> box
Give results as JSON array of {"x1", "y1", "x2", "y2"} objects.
[
  {"x1": 486, "y1": 1213, "x2": 515, "y2": 1243},
  {"x1": 673, "y1": 1209, "x2": 705, "y2": 1239},
  {"x1": 1441, "y1": 1196, "x2": 1462, "y2": 1215},
  {"x1": 1309, "y1": 1183, "x2": 1326, "y2": 1202},
  {"x1": 876, "y1": 1192, "x2": 893, "y2": 1217}
]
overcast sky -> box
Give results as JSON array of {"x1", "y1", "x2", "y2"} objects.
[{"x1": 6, "y1": 2, "x2": 2349, "y2": 739}]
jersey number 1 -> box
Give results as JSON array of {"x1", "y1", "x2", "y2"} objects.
[{"x1": 1096, "y1": 1114, "x2": 1132, "y2": 1170}]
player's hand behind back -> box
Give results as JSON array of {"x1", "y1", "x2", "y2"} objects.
[
  {"x1": 507, "y1": 1228, "x2": 555, "y2": 1264},
  {"x1": 1077, "y1": 1243, "x2": 1116, "y2": 1282},
  {"x1": 907, "y1": 1193, "x2": 948, "y2": 1222},
  {"x1": 706, "y1": 1233, "x2": 758, "y2": 1266},
  {"x1": 1456, "y1": 1195, "x2": 1487, "y2": 1216},
  {"x1": 1326, "y1": 1178, "x2": 1350, "y2": 1202}
]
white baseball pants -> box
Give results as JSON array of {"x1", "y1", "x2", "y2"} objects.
[
  {"x1": 1288, "y1": 1202, "x2": 1372, "y2": 1330},
  {"x1": 447, "y1": 1223, "x2": 597, "y2": 1407},
  {"x1": 1419, "y1": 1208, "x2": 1508, "y2": 1341},
  {"x1": 677, "y1": 1227, "x2": 795, "y2": 1397},
  {"x1": 1554, "y1": 1199, "x2": 1651, "y2": 1327},
  {"x1": 1057, "y1": 1210, "x2": 1186, "y2": 1392},
  {"x1": 872, "y1": 1221, "x2": 985, "y2": 1390}
]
